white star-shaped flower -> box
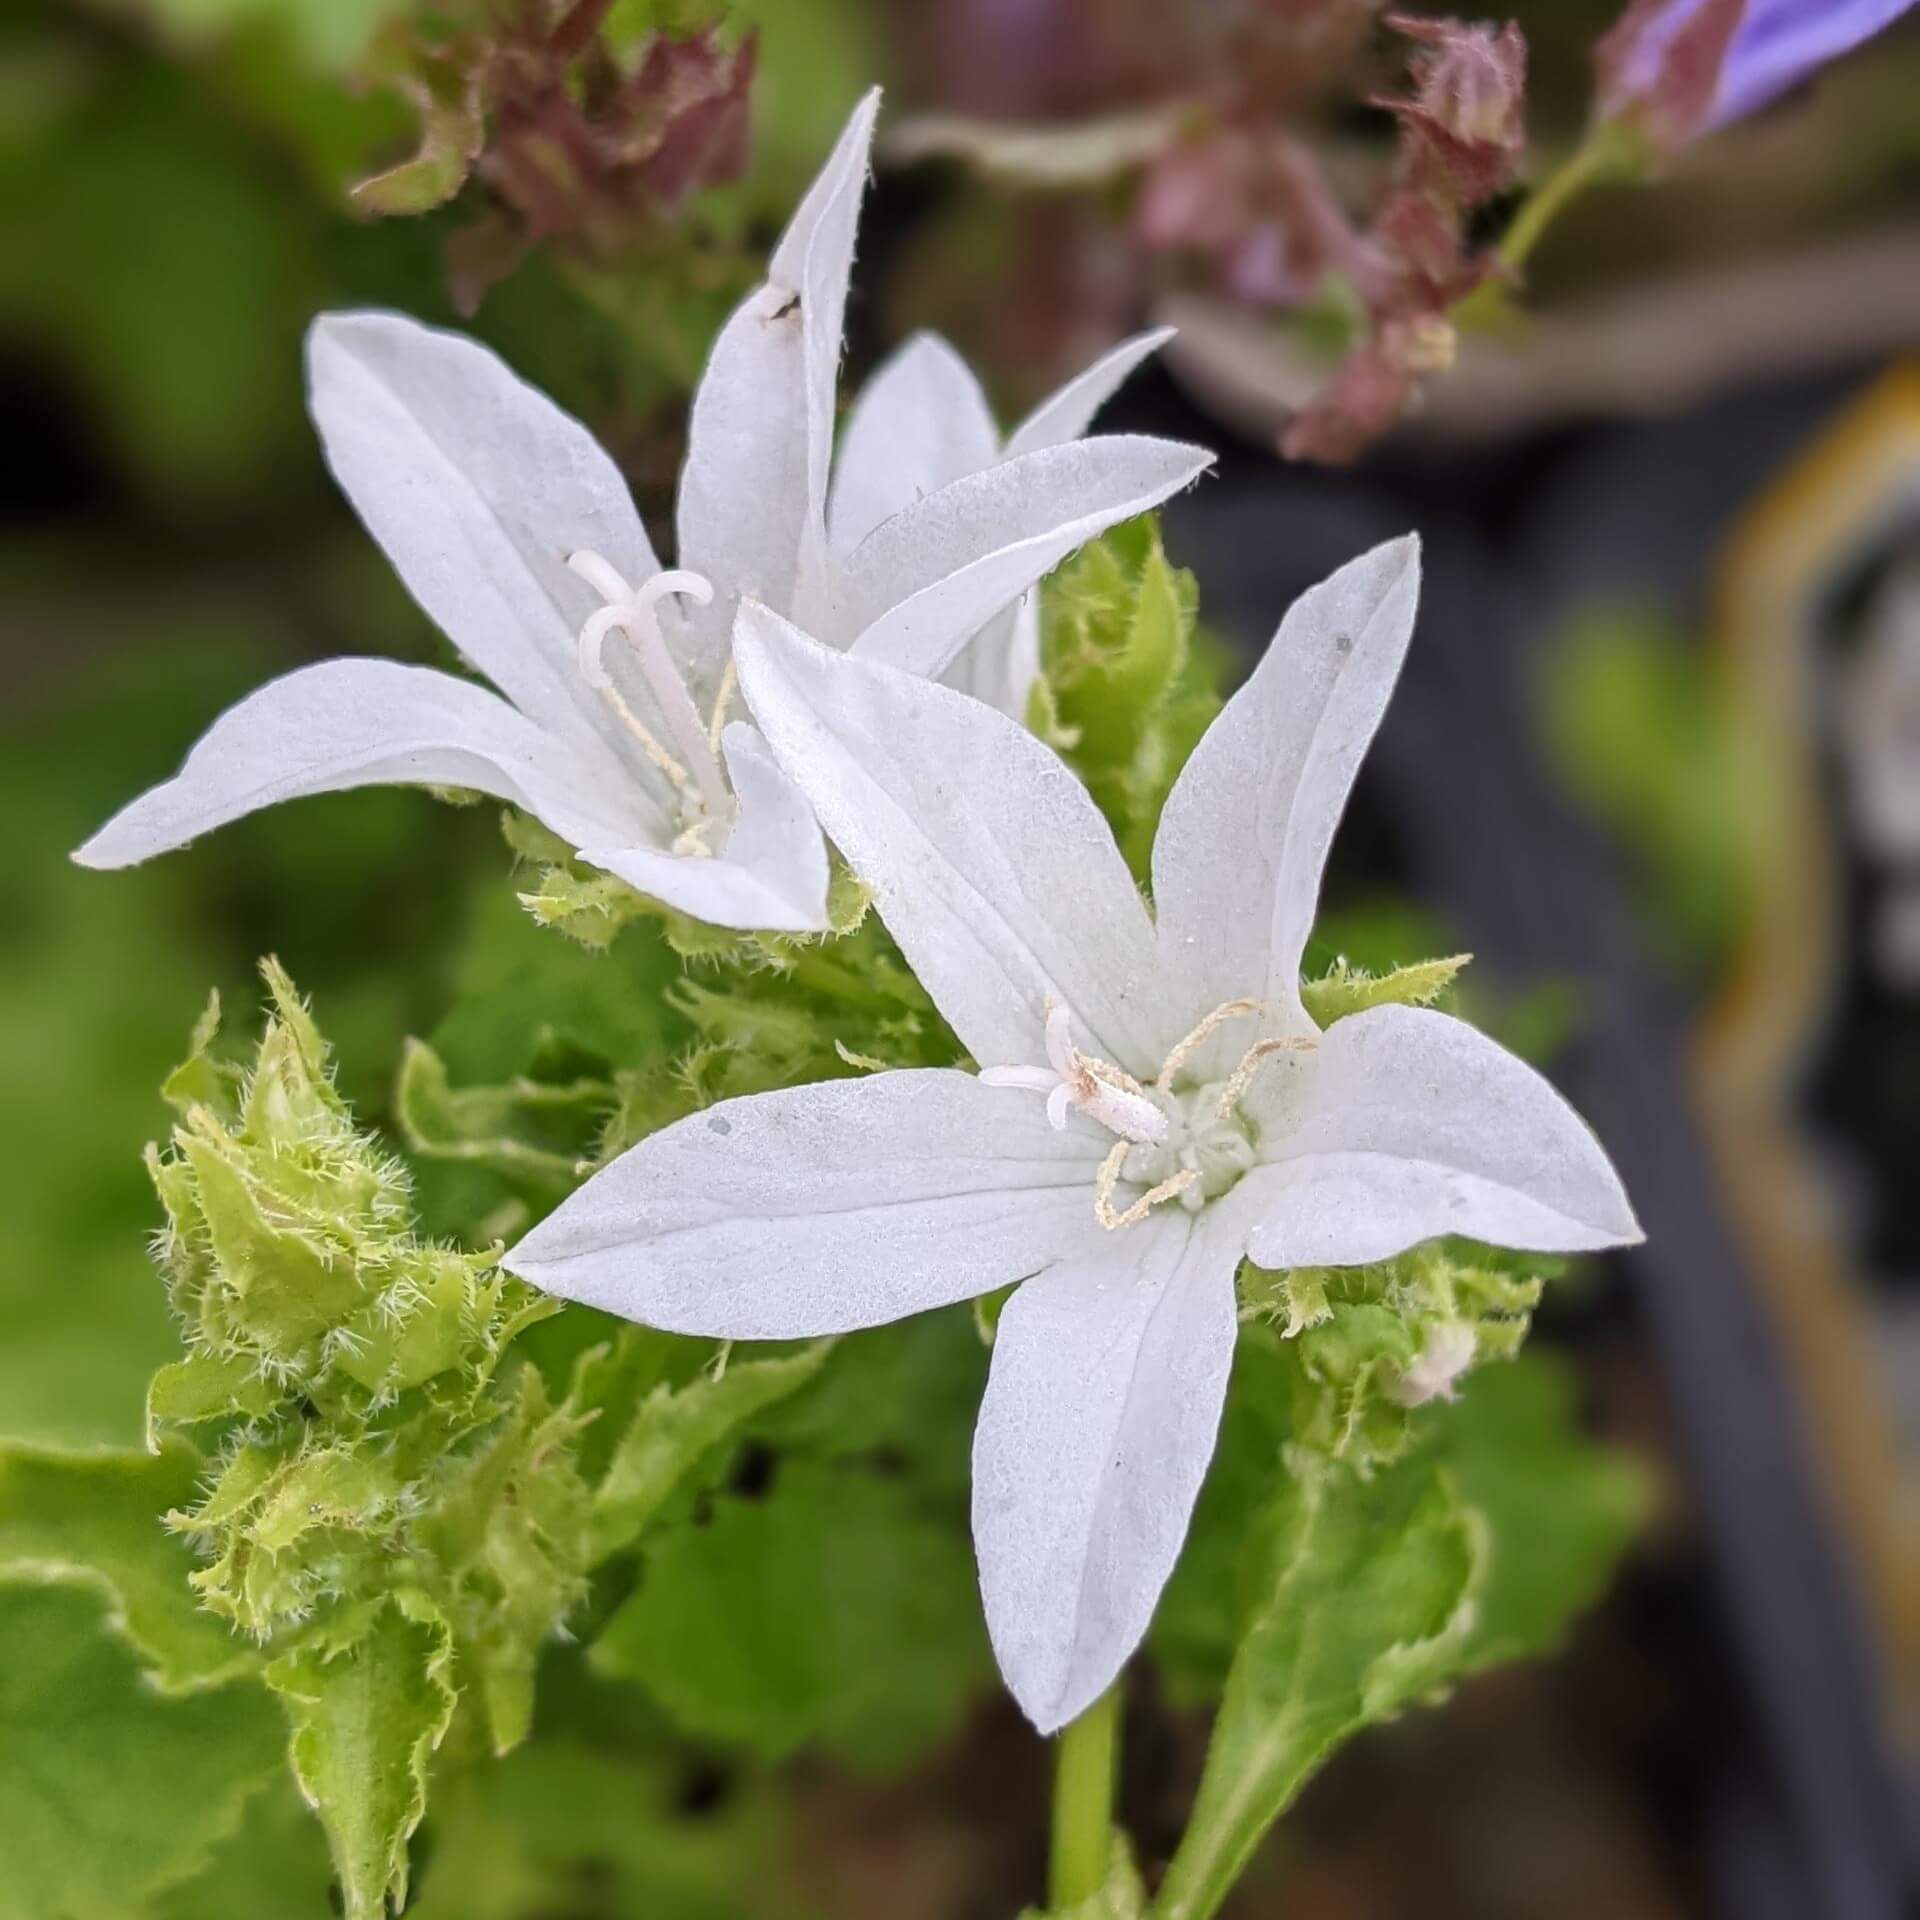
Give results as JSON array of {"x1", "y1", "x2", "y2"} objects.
[
  {"x1": 504, "y1": 535, "x2": 1640, "y2": 1730},
  {"x1": 75, "y1": 91, "x2": 1209, "y2": 934}
]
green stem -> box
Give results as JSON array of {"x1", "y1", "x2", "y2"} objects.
[
  {"x1": 1452, "y1": 120, "x2": 1648, "y2": 330},
  {"x1": 1496, "y1": 138, "x2": 1610, "y2": 275},
  {"x1": 1049, "y1": 1685, "x2": 1122, "y2": 1910}
]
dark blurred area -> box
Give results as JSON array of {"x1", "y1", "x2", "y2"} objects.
[{"x1": 4, "y1": 2, "x2": 1919, "y2": 1915}]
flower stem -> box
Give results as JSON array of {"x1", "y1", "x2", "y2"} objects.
[
  {"x1": 1453, "y1": 120, "x2": 1647, "y2": 330},
  {"x1": 1049, "y1": 1684, "x2": 1122, "y2": 1910}
]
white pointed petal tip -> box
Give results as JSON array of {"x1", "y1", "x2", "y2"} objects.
[
  {"x1": 304, "y1": 307, "x2": 449, "y2": 394},
  {"x1": 1337, "y1": 529, "x2": 1422, "y2": 607},
  {"x1": 774, "y1": 87, "x2": 883, "y2": 265},
  {"x1": 1246, "y1": 1005, "x2": 1643, "y2": 1270},
  {"x1": 1002, "y1": 324, "x2": 1180, "y2": 458},
  {"x1": 976, "y1": 1215, "x2": 1240, "y2": 1734}
]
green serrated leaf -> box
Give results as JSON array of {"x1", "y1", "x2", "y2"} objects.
[
  {"x1": 1299, "y1": 952, "x2": 1471, "y2": 1026},
  {"x1": 267, "y1": 1593, "x2": 458, "y2": 1920},
  {"x1": 590, "y1": 1340, "x2": 833, "y2": 1561},
  {"x1": 0, "y1": 1580, "x2": 283, "y2": 1920},
  {"x1": 145, "y1": 1349, "x2": 279, "y2": 1440},
  {"x1": 1035, "y1": 517, "x2": 1221, "y2": 875},
  {"x1": 591, "y1": 1459, "x2": 988, "y2": 1771},
  {"x1": 395, "y1": 1036, "x2": 602, "y2": 1187},
  {"x1": 151, "y1": 1775, "x2": 336, "y2": 1920},
  {"x1": 1150, "y1": 1451, "x2": 1483, "y2": 1920},
  {"x1": 1437, "y1": 1353, "x2": 1653, "y2": 1672},
  {"x1": 415, "y1": 1368, "x2": 594, "y2": 1756},
  {"x1": 0, "y1": 1440, "x2": 255, "y2": 1692}
]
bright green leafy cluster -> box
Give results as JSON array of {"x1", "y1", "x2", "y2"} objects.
[
  {"x1": 85, "y1": 962, "x2": 860, "y2": 1917},
  {"x1": 145, "y1": 966, "x2": 580, "y2": 1698},
  {"x1": 1032, "y1": 516, "x2": 1222, "y2": 876}
]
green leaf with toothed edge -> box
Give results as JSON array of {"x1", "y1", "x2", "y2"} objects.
[
  {"x1": 1150, "y1": 1450, "x2": 1483, "y2": 1920},
  {"x1": 0, "y1": 1580, "x2": 283, "y2": 1920},
  {"x1": 0, "y1": 1438, "x2": 256, "y2": 1693},
  {"x1": 1147, "y1": 1347, "x2": 1647, "y2": 1920},
  {"x1": 591, "y1": 1458, "x2": 989, "y2": 1771},
  {"x1": 267, "y1": 1592, "x2": 458, "y2": 1920},
  {"x1": 1299, "y1": 951, "x2": 1471, "y2": 1026},
  {"x1": 589, "y1": 1339, "x2": 834, "y2": 1563}
]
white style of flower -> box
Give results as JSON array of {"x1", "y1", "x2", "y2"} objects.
[
  {"x1": 74, "y1": 90, "x2": 1209, "y2": 934},
  {"x1": 503, "y1": 535, "x2": 1641, "y2": 1731}
]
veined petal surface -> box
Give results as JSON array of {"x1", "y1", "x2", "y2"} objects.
[
  {"x1": 829, "y1": 331, "x2": 1000, "y2": 557},
  {"x1": 972, "y1": 1204, "x2": 1242, "y2": 1733},
  {"x1": 1241, "y1": 1003, "x2": 1643, "y2": 1269},
  {"x1": 74, "y1": 658, "x2": 647, "y2": 871},
  {"x1": 306, "y1": 312, "x2": 659, "y2": 765},
  {"x1": 842, "y1": 436, "x2": 1213, "y2": 681},
  {"x1": 504, "y1": 1069, "x2": 1109, "y2": 1338},
  {"x1": 1153, "y1": 536, "x2": 1421, "y2": 1036},
  {"x1": 676, "y1": 89, "x2": 879, "y2": 663},
  {"x1": 733, "y1": 605, "x2": 1168, "y2": 1075}
]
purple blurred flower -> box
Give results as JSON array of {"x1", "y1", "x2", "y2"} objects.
[{"x1": 1597, "y1": 0, "x2": 1915, "y2": 143}]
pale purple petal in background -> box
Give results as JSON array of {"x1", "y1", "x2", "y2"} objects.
[
  {"x1": 1598, "y1": 0, "x2": 1915, "y2": 141},
  {"x1": 1711, "y1": 0, "x2": 1916, "y2": 124}
]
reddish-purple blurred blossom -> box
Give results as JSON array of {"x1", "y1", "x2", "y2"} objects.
[
  {"x1": 1596, "y1": 0, "x2": 1916, "y2": 145},
  {"x1": 1375, "y1": 12, "x2": 1527, "y2": 201},
  {"x1": 356, "y1": 5, "x2": 755, "y2": 311},
  {"x1": 1135, "y1": 125, "x2": 1388, "y2": 307},
  {"x1": 1282, "y1": 14, "x2": 1526, "y2": 462}
]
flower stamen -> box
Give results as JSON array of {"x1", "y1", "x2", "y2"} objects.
[
  {"x1": 1155, "y1": 996, "x2": 1266, "y2": 1089},
  {"x1": 981, "y1": 996, "x2": 1317, "y2": 1232},
  {"x1": 706, "y1": 656, "x2": 738, "y2": 755},
  {"x1": 1211, "y1": 1034, "x2": 1313, "y2": 1121},
  {"x1": 1094, "y1": 1142, "x2": 1200, "y2": 1231}
]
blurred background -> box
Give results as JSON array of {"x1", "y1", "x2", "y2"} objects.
[{"x1": 3, "y1": 1, "x2": 1918, "y2": 1914}]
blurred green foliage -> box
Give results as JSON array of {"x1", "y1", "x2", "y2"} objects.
[{"x1": 1538, "y1": 600, "x2": 1746, "y2": 973}]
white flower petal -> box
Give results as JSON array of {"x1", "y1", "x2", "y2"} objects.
[
  {"x1": 842, "y1": 436, "x2": 1214, "y2": 681},
  {"x1": 1003, "y1": 327, "x2": 1175, "y2": 459},
  {"x1": 829, "y1": 331, "x2": 1000, "y2": 557},
  {"x1": 306, "y1": 312, "x2": 658, "y2": 759},
  {"x1": 503, "y1": 1068, "x2": 1107, "y2": 1337},
  {"x1": 1243, "y1": 1003, "x2": 1642, "y2": 1268},
  {"x1": 940, "y1": 594, "x2": 1041, "y2": 720},
  {"x1": 73, "y1": 658, "x2": 648, "y2": 870},
  {"x1": 775, "y1": 88, "x2": 881, "y2": 592},
  {"x1": 732, "y1": 603, "x2": 1169, "y2": 1076},
  {"x1": 1152, "y1": 537, "x2": 1421, "y2": 1033},
  {"x1": 972, "y1": 1205, "x2": 1241, "y2": 1733},
  {"x1": 573, "y1": 718, "x2": 826, "y2": 935},
  {"x1": 676, "y1": 90, "x2": 879, "y2": 661}
]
